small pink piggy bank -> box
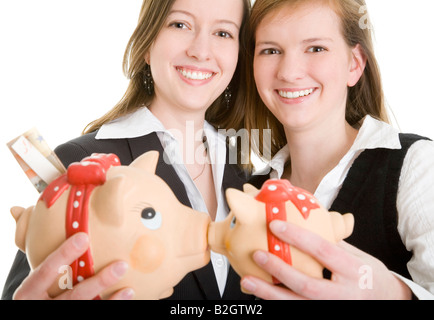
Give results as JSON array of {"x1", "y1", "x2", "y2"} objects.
[
  {"x1": 11, "y1": 151, "x2": 210, "y2": 300},
  {"x1": 208, "y1": 179, "x2": 354, "y2": 284}
]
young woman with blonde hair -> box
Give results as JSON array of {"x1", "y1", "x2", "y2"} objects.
[
  {"x1": 2, "y1": 0, "x2": 254, "y2": 300},
  {"x1": 241, "y1": 0, "x2": 434, "y2": 299}
]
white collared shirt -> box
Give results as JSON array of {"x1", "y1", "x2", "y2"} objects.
[
  {"x1": 262, "y1": 116, "x2": 434, "y2": 299},
  {"x1": 97, "y1": 107, "x2": 230, "y2": 297}
]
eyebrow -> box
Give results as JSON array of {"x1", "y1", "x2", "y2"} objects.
[
  {"x1": 256, "y1": 37, "x2": 334, "y2": 47},
  {"x1": 255, "y1": 40, "x2": 279, "y2": 47},
  {"x1": 302, "y1": 37, "x2": 334, "y2": 43},
  {"x1": 168, "y1": 10, "x2": 240, "y2": 30}
]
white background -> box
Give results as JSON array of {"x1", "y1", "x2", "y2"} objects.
[{"x1": 0, "y1": 0, "x2": 433, "y2": 295}]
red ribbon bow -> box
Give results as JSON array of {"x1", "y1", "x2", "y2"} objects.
[
  {"x1": 255, "y1": 179, "x2": 320, "y2": 284},
  {"x1": 40, "y1": 154, "x2": 120, "y2": 297}
]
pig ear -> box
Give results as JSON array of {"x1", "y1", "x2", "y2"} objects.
[
  {"x1": 10, "y1": 206, "x2": 30, "y2": 252},
  {"x1": 10, "y1": 206, "x2": 25, "y2": 222},
  {"x1": 329, "y1": 211, "x2": 355, "y2": 241},
  {"x1": 130, "y1": 151, "x2": 159, "y2": 174},
  {"x1": 226, "y1": 188, "x2": 258, "y2": 223},
  {"x1": 243, "y1": 183, "x2": 259, "y2": 196},
  {"x1": 91, "y1": 175, "x2": 126, "y2": 226}
]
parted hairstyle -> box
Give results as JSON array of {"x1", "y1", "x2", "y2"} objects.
[
  {"x1": 243, "y1": 0, "x2": 389, "y2": 166},
  {"x1": 84, "y1": 0, "x2": 251, "y2": 134}
]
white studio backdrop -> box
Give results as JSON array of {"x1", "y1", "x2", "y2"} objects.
[{"x1": 0, "y1": 0, "x2": 433, "y2": 295}]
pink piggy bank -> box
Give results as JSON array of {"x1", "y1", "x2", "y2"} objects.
[
  {"x1": 11, "y1": 151, "x2": 210, "y2": 300},
  {"x1": 208, "y1": 179, "x2": 354, "y2": 285}
]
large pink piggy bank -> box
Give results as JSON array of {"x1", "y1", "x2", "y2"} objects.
[
  {"x1": 208, "y1": 179, "x2": 354, "y2": 285},
  {"x1": 11, "y1": 151, "x2": 210, "y2": 300}
]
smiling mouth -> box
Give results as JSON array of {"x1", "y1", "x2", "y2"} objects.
[
  {"x1": 176, "y1": 67, "x2": 215, "y2": 81},
  {"x1": 278, "y1": 88, "x2": 314, "y2": 99}
]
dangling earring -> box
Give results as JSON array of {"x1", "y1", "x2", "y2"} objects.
[
  {"x1": 144, "y1": 64, "x2": 154, "y2": 95},
  {"x1": 224, "y1": 86, "x2": 232, "y2": 109}
]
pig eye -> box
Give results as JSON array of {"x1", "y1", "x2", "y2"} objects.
[
  {"x1": 230, "y1": 216, "x2": 237, "y2": 229},
  {"x1": 141, "y1": 207, "x2": 162, "y2": 230}
]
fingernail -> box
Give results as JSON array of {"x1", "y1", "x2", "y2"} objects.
[
  {"x1": 121, "y1": 288, "x2": 135, "y2": 300},
  {"x1": 72, "y1": 233, "x2": 89, "y2": 250},
  {"x1": 270, "y1": 220, "x2": 287, "y2": 233},
  {"x1": 241, "y1": 278, "x2": 257, "y2": 293},
  {"x1": 253, "y1": 251, "x2": 269, "y2": 265},
  {"x1": 112, "y1": 261, "x2": 129, "y2": 278}
]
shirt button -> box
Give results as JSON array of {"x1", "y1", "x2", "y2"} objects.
[{"x1": 215, "y1": 257, "x2": 224, "y2": 268}]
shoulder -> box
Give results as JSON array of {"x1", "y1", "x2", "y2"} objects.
[
  {"x1": 397, "y1": 134, "x2": 434, "y2": 222},
  {"x1": 399, "y1": 133, "x2": 432, "y2": 148},
  {"x1": 54, "y1": 131, "x2": 132, "y2": 167},
  {"x1": 399, "y1": 133, "x2": 433, "y2": 169},
  {"x1": 401, "y1": 136, "x2": 434, "y2": 176}
]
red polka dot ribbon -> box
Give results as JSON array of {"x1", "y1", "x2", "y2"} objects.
[
  {"x1": 255, "y1": 179, "x2": 320, "y2": 284},
  {"x1": 40, "y1": 154, "x2": 120, "y2": 298}
]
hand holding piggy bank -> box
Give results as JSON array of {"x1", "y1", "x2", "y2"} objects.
[
  {"x1": 10, "y1": 151, "x2": 354, "y2": 299},
  {"x1": 208, "y1": 179, "x2": 354, "y2": 285},
  {"x1": 11, "y1": 151, "x2": 210, "y2": 300}
]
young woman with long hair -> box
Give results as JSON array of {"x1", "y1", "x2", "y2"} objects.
[
  {"x1": 3, "y1": 0, "x2": 253, "y2": 300},
  {"x1": 241, "y1": 0, "x2": 434, "y2": 299}
]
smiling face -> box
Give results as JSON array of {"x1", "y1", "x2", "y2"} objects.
[
  {"x1": 253, "y1": 1, "x2": 365, "y2": 133},
  {"x1": 147, "y1": 0, "x2": 243, "y2": 115}
]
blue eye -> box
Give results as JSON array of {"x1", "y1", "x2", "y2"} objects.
[{"x1": 141, "y1": 207, "x2": 162, "y2": 230}]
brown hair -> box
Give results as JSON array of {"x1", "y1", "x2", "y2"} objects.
[
  {"x1": 84, "y1": 0, "x2": 251, "y2": 134},
  {"x1": 243, "y1": 0, "x2": 388, "y2": 165}
]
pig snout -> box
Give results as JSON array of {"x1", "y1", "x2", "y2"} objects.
[
  {"x1": 207, "y1": 217, "x2": 231, "y2": 256},
  {"x1": 176, "y1": 210, "x2": 211, "y2": 261}
]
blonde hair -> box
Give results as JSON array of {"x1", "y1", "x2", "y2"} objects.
[
  {"x1": 84, "y1": 0, "x2": 251, "y2": 134},
  {"x1": 243, "y1": 0, "x2": 388, "y2": 164}
]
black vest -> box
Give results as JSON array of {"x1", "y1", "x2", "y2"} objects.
[{"x1": 330, "y1": 133, "x2": 430, "y2": 279}]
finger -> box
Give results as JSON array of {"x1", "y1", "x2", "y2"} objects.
[
  {"x1": 269, "y1": 220, "x2": 360, "y2": 277},
  {"x1": 108, "y1": 288, "x2": 135, "y2": 301},
  {"x1": 14, "y1": 233, "x2": 89, "y2": 300},
  {"x1": 251, "y1": 250, "x2": 339, "y2": 300},
  {"x1": 241, "y1": 275, "x2": 304, "y2": 300},
  {"x1": 337, "y1": 240, "x2": 370, "y2": 259},
  {"x1": 59, "y1": 261, "x2": 129, "y2": 300}
]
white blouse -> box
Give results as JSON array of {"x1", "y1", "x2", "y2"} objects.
[{"x1": 262, "y1": 116, "x2": 434, "y2": 299}]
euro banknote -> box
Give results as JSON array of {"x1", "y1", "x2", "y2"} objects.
[{"x1": 7, "y1": 128, "x2": 66, "y2": 193}]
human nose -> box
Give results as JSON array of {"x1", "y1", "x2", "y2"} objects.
[
  {"x1": 276, "y1": 52, "x2": 305, "y2": 83},
  {"x1": 186, "y1": 30, "x2": 212, "y2": 61}
]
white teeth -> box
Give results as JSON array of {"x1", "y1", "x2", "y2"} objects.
[
  {"x1": 278, "y1": 88, "x2": 314, "y2": 99},
  {"x1": 177, "y1": 68, "x2": 213, "y2": 80}
]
